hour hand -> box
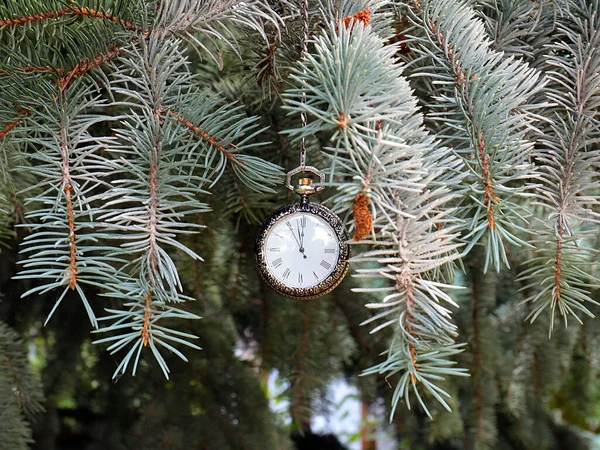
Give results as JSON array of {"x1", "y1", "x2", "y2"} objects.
[
  {"x1": 296, "y1": 220, "x2": 304, "y2": 246},
  {"x1": 299, "y1": 216, "x2": 306, "y2": 245}
]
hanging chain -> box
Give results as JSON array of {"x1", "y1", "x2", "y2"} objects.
[
  {"x1": 286, "y1": 0, "x2": 325, "y2": 191},
  {"x1": 299, "y1": 0, "x2": 309, "y2": 170}
]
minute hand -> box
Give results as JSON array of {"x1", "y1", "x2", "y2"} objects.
[
  {"x1": 286, "y1": 221, "x2": 303, "y2": 249},
  {"x1": 297, "y1": 219, "x2": 305, "y2": 248},
  {"x1": 294, "y1": 220, "x2": 308, "y2": 259}
]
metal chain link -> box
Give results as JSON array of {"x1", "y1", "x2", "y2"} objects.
[{"x1": 299, "y1": 0, "x2": 309, "y2": 170}]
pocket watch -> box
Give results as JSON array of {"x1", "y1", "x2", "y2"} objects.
[{"x1": 255, "y1": 167, "x2": 350, "y2": 300}]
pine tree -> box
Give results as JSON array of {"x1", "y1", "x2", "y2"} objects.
[{"x1": 0, "y1": 0, "x2": 599, "y2": 449}]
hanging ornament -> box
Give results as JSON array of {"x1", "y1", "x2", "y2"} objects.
[{"x1": 255, "y1": 0, "x2": 350, "y2": 300}]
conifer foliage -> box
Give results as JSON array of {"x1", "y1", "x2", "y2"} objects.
[
  {"x1": 0, "y1": 0, "x2": 600, "y2": 448},
  {"x1": 284, "y1": 14, "x2": 469, "y2": 418},
  {"x1": 1, "y1": 0, "x2": 283, "y2": 381},
  {"x1": 0, "y1": 321, "x2": 44, "y2": 449}
]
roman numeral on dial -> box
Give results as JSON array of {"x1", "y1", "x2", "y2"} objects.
[
  {"x1": 283, "y1": 268, "x2": 291, "y2": 279},
  {"x1": 324, "y1": 248, "x2": 336, "y2": 254},
  {"x1": 320, "y1": 260, "x2": 332, "y2": 270},
  {"x1": 298, "y1": 273, "x2": 303, "y2": 284},
  {"x1": 272, "y1": 258, "x2": 283, "y2": 268}
]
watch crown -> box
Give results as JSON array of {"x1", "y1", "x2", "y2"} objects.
[{"x1": 294, "y1": 177, "x2": 316, "y2": 196}]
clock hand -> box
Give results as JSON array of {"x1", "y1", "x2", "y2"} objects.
[
  {"x1": 296, "y1": 219, "x2": 304, "y2": 247},
  {"x1": 299, "y1": 216, "x2": 306, "y2": 247},
  {"x1": 300, "y1": 218, "x2": 307, "y2": 259},
  {"x1": 286, "y1": 221, "x2": 305, "y2": 256},
  {"x1": 295, "y1": 219, "x2": 308, "y2": 259}
]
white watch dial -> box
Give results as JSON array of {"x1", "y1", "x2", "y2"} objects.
[{"x1": 265, "y1": 212, "x2": 340, "y2": 289}]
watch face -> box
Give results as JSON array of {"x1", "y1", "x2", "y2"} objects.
[{"x1": 255, "y1": 201, "x2": 350, "y2": 300}]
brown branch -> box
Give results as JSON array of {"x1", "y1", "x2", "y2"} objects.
[
  {"x1": 141, "y1": 112, "x2": 161, "y2": 347},
  {"x1": 396, "y1": 268, "x2": 419, "y2": 385},
  {"x1": 257, "y1": 43, "x2": 277, "y2": 87},
  {"x1": 480, "y1": 135, "x2": 500, "y2": 230},
  {"x1": 0, "y1": 6, "x2": 143, "y2": 32},
  {"x1": 59, "y1": 45, "x2": 122, "y2": 91},
  {"x1": 0, "y1": 8, "x2": 71, "y2": 27},
  {"x1": 68, "y1": 6, "x2": 143, "y2": 32},
  {"x1": 10, "y1": 192, "x2": 25, "y2": 225},
  {"x1": 64, "y1": 185, "x2": 78, "y2": 289},
  {"x1": 553, "y1": 222, "x2": 564, "y2": 305},
  {"x1": 386, "y1": 16, "x2": 412, "y2": 56},
  {"x1": 1, "y1": 45, "x2": 122, "y2": 94},
  {"x1": 59, "y1": 120, "x2": 78, "y2": 290},
  {"x1": 0, "y1": 108, "x2": 30, "y2": 141},
  {"x1": 0, "y1": 47, "x2": 121, "y2": 189},
  {"x1": 428, "y1": 18, "x2": 499, "y2": 230},
  {"x1": 23, "y1": 65, "x2": 56, "y2": 74},
  {"x1": 141, "y1": 289, "x2": 153, "y2": 347},
  {"x1": 1, "y1": 47, "x2": 121, "y2": 137},
  {"x1": 165, "y1": 109, "x2": 242, "y2": 166},
  {"x1": 360, "y1": 401, "x2": 377, "y2": 450}
]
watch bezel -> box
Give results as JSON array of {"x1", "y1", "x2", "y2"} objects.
[{"x1": 255, "y1": 201, "x2": 350, "y2": 300}]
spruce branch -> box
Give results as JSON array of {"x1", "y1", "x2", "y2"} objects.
[
  {"x1": 317, "y1": 0, "x2": 395, "y2": 38},
  {"x1": 0, "y1": 1, "x2": 142, "y2": 76},
  {"x1": 519, "y1": 0, "x2": 600, "y2": 334},
  {"x1": 0, "y1": 321, "x2": 44, "y2": 417},
  {"x1": 154, "y1": 0, "x2": 282, "y2": 62},
  {"x1": 58, "y1": 44, "x2": 123, "y2": 91},
  {"x1": 407, "y1": 0, "x2": 546, "y2": 272},
  {"x1": 0, "y1": 39, "x2": 120, "y2": 138},
  {"x1": 0, "y1": 35, "x2": 126, "y2": 87},
  {"x1": 283, "y1": 15, "x2": 468, "y2": 418},
  {"x1": 283, "y1": 21, "x2": 418, "y2": 146},
  {"x1": 93, "y1": 34, "x2": 281, "y2": 378},
  {"x1": 164, "y1": 105, "x2": 282, "y2": 194},
  {"x1": 0, "y1": 1, "x2": 146, "y2": 32},
  {"x1": 12, "y1": 78, "x2": 121, "y2": 329},
  {"x1": 0, "y1": 390, "x2": 33, "y2": 450},
  {"x1": 475, "y1": 0, "x2": 559, "y2": 65},
  {"x1": 0, "y1": 109, "x2": 29, "y2": 142},
  {"x1": 92, "y1": 35, "x2": 208, "y2": 377},
  {"x1": 0, "y1": 321, "x2": 44, "y2": 450},
  {"x1": 355, "y1": 167, "x2": 469, "y2": 419},
  {"x1": 214, "y1": 166, "x2": 279, "y2": 225}
]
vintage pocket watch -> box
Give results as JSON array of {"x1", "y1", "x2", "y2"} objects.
[
  {"x1": 256, "y1": 2, "x2": 349, "y2": 299},
  {"x1": 255, "y1": 167, "x2": 350, "y2": 300}
]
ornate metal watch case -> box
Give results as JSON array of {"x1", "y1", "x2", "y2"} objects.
[{"x1": 255, "y1": 188, "x2": 350, "y2": 300}]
